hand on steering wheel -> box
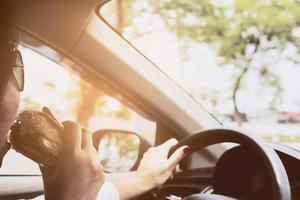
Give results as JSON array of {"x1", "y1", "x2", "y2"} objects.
[{"x1": 168, "y1": 128, "x2": 291, "y2": 200}]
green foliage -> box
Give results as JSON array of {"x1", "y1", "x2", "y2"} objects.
[
  {"x1": 114, "y1": 0, "x2": 300, "y2": 121},
  {"x1": 112, "y1": 104, "x2": 132, "y2": 120},
  {"x1": 101, "y1": 132, "x2": 140, "y2": 171},
  {"x1": 142, "y1": 0, "x2": 300, "y2": 64}
]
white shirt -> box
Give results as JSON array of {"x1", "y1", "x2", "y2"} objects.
[{"x1": 97, "y1": 181, "x2": 120, "y2": 200}]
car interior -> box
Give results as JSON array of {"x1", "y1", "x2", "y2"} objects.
[{"x1": 1, "y1": 0, "x2": 300, "y2": 200}]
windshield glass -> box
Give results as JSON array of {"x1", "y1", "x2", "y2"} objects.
[{"x1": 101, "y1": 0, "x2": 300, "y2": 149}]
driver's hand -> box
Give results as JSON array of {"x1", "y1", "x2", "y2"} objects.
[
  {"x1": 40, "y1": 121, "x2": 105, "y2": 200},
  {"x1": 137, "y1": 138, "x2": 189, "y2": 189}
]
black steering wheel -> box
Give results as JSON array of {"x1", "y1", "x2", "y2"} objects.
[{"x1": 168, "y1": 128, "x2": 291, "y2": 200}]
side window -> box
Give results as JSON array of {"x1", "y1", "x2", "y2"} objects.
[{"x1": 0, "y1": 47, "x2": 156, "y2": 175}]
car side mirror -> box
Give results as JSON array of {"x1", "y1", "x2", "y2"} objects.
[{"x1": 93, "y1": 129, "x2": 150, "y2": 173}]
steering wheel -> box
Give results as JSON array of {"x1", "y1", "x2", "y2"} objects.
[{"x1": 168, "y1": 128, "x2": 291, "y2": 200}]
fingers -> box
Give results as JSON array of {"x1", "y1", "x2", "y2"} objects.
[
  {"x1": 62, "y1": 121, "x2": 82, "y2": 153},
  {"x1": 167, "y1": 145, "x2": 189, "y2": 170},
  {"x1": 158, "y1": 138, "x2": 178, "y2": 156},
  {"x1": 174, "y1": 164, "x2": 181, "y2": 174},
  {"x1": 81, "y1": 128, "x2": 93, "y2": 150}
]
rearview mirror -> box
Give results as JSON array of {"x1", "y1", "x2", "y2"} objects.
[{"x1": 93, "y1": 129, "x2": 145, "y2": 173}]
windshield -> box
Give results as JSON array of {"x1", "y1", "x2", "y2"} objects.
[{"x1": 100, "y1": 0, "x2": 300, "y2": 149}]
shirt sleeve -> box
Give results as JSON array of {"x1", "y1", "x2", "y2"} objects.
[{"x1": 97, "y1": 181, "x2": 120, "y2": 200}]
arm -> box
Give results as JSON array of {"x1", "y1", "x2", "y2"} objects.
[
  {"x1": 107, "y1": 171, "x2": 151, "y2": 200},
  {"x1": 111, "y1": 139, "x2": 188, "y2": 200}
]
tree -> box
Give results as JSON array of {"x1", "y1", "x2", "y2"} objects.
[
  {"x1": 113, "y1": 0, "x2": 300, "y2": 124},
  {"x1": 74, "y1": 80, "x2": 102, "y2": 126}
]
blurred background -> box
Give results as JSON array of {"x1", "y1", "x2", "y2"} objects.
[
  {"x1": 101, "y1": 0, "x2": 300, "y2": 148},
  {"x1": 2, "y1": 0, "x2": 300, "y2": 174}
]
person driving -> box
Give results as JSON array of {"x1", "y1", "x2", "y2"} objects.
[{"x1": 0, "y1": 1, "x2": 188, "y2": 200}]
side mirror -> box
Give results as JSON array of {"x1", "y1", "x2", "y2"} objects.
[{"x1": 93, "y1": 129, "x2": 150, "y2": 173}]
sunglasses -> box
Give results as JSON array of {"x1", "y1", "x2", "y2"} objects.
[{"x1": 11, "y1": 50, "x2": 24, "y2": 92}]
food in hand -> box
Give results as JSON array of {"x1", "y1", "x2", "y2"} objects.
[{"x1": 9, "y1": 107, "x2": 63, "y2": 166}]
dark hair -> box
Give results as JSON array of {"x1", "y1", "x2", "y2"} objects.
[{"x1": 0, "y1": 0, "x2": 18, "y2": 92}]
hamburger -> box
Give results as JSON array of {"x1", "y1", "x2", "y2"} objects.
[{"x1": 9, "y1": 107, "x2": 63, "y2": 167}]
